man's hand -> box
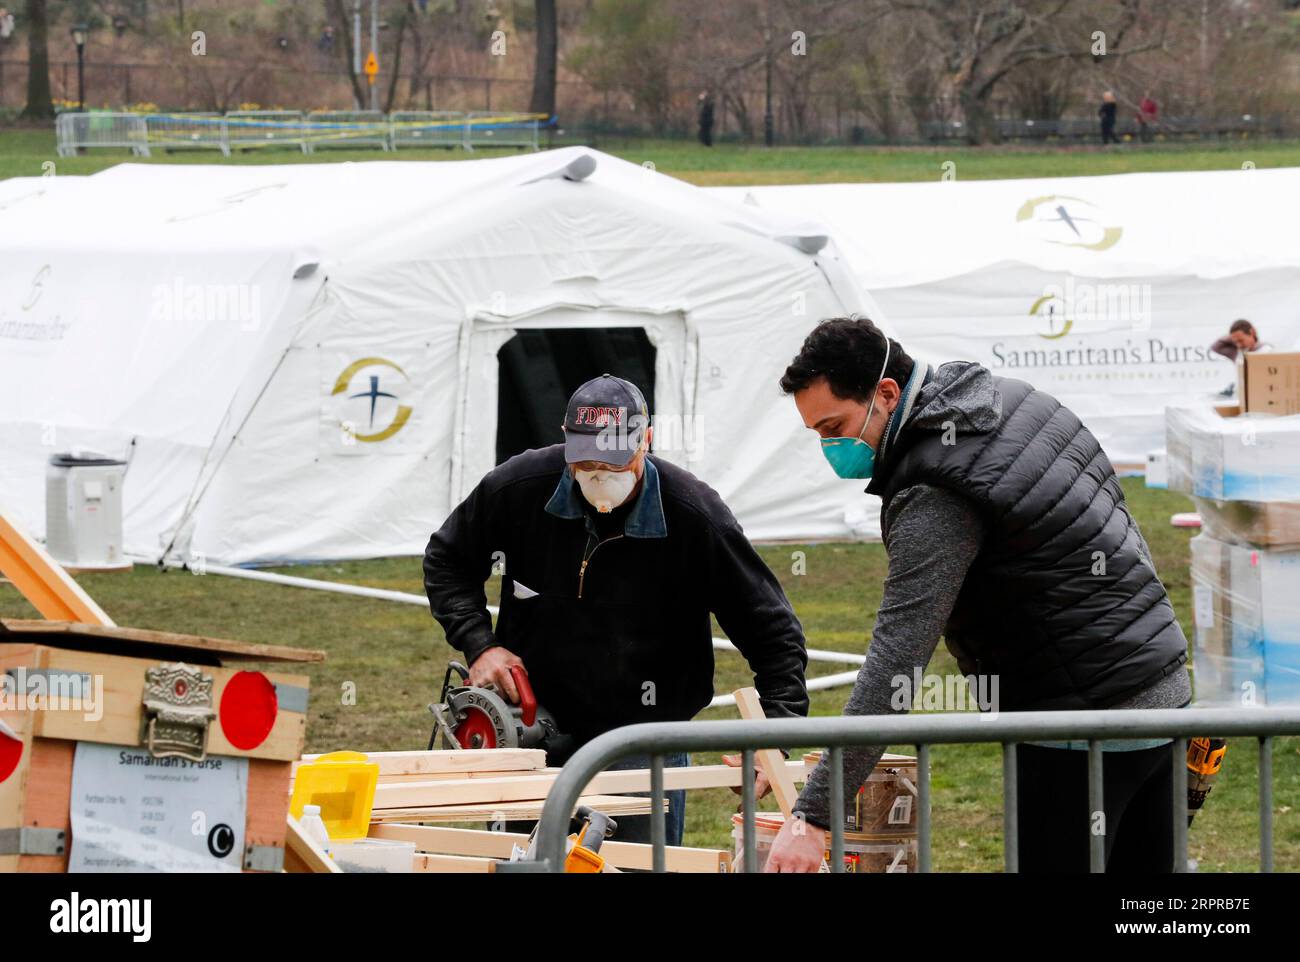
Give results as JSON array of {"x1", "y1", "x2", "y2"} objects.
[
  {"x1": 720, "y1": 753, "x2": 771, "y2": 800},
  {"x1": 467, "y1": 646, "x2": 526, "y2": 703},
  {"x1": 764, "y1": 817, "x2": 826, "y2": 873}
]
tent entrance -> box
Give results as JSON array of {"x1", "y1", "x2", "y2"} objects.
[
  {"x1": 453, "y1": 307, "x2": 694, "y2": 502},
  {"x1": 495, "y1": 327, "x2": 656, "y2": 465}
]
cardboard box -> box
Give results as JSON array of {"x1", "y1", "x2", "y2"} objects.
[
  {"x1": 1166, "y1": 404, "x2": 1300, "y2": 502},
  {"x1": 1189, "y1": 535, "x2": 1300, "y2": 705},
  {"x1": 1195, "y1": 497, "x2": 1300, "y2": 548},
  {"x1": 803, "y1": 751, "x2": 918, "y2": 837},
  {"x1": 1238, "y1": 351, "x2": 1300, "y2": 416}
]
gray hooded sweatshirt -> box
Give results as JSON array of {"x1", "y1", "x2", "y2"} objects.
[{"x1": 793, "y1": 361, "x2": 1192, "y2": 831}]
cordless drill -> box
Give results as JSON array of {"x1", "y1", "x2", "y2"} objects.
[{"x1": 1186, "y1": 737, "x2": 1228, "y2": 827}]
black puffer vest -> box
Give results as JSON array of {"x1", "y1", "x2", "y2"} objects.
[{"x1": 868, "y1": 374, "x2": 1187, "y2": 711}]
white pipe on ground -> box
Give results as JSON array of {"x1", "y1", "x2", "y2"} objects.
[
  {"x1": 707, "y1": 670, "x2": 862, "y2": 709},
  {"x1": 157, "y1": 559, "x2": 866, "y2": 670}
]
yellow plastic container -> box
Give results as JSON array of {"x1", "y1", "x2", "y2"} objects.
[{"x1": 290, "y1": 751, "x2": 380, "y2": 842}]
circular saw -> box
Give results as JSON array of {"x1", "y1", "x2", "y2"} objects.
[{"x1": 427, "y1": 661, "x2": 564, "y2": 751}]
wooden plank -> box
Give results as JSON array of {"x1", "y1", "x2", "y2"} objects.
[
  {"x1": 245, "y1": 759, "x2": 292, "y2": 869},
  {"x1": 16, "y1": 737, "x2": 74, "y2": 872},
  {"x1": 411, "y1": 852, "x2": 496, "y2": 873},
  {"x1": 22, "y1": 645, "x2": 309, "y2": 761},
  {"x1": 0, "y1": 684, "x2": 36, "y2": 874},
  {"x1": 367, "y1": 794, "x2": 658, "y2": 824},
  {"x1": 297, "y1": 748, "x2": 545, "y2": 779},
  {"x1": 284, "y1": 815, "x2": 342, "y2": 873},
  {"x1": 2, "y1": 620, "x2": 325, "y2": 664},
  {"x1": 369, "y1": 760, "x2": 810, "y2": 809},
  {"x1": 370, "y1": 823, "x2": 731, "y2": 873},
  {"x1": 733, "y1": 687, "x2": 800, "y2": 818},
  {"x1": 803, "y1": 751, "x2": 916, "y2": 768},
  {"x1": 0, "y1": 514, "x2": 114, "y2": 626}
]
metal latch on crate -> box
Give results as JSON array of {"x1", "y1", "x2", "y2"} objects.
[
  {"x1": 141, "y1": 663, "x2": 216, "y2": 762},
  {"x1": 0, "y1": 827, "x2": 66, "y2": 856}
]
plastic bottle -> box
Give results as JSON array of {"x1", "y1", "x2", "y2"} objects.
[{"x1": 300, "y1": 804, "x2": 333, "y2": 856}]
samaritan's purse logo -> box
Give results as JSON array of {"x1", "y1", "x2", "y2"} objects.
[
  {"x1": 331, "y1": 357, "x2": 413, "y2": 443},
  {"x1": 1028, "y1": 290, "x2": 1072, "y2": 340},
  {"x1": 22, "y1": 264, "x2": 51, "y2": 311},
  {"x1": 1015, "y1": 195, "x2": 1122, "y2": 252}
]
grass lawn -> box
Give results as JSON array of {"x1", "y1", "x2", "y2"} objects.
[
  {"x1": 3, "y1": 480, "x2": 1296, "y2": 871},
  {"x1": 3, "y1": 125, "x2": 1300, "y2": 184}
]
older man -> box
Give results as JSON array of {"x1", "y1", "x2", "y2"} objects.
[{"x1": 423, "y1": 374, "x2": 809, "y2": 844}]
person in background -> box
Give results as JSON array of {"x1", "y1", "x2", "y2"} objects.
[
  {"x1": 1210, "y1": 318, "x2": 1270, "y2": 362},
  {"x1": 1137, "y1": 91, "x2": 1158, "y2": 143},
  {"x1": 0, "y1": 8, "x2": 15, "y2": 41},
  {"x1": 697, "y1": 91, "x2": 715, "y2": 147},
  {"x1": 1099, "y1": 90, "x2": 1119, "y2": 145}
]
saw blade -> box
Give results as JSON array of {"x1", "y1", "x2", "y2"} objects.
[{"x1": 449, "y1": 687, "x2": 519, "y2": 750}]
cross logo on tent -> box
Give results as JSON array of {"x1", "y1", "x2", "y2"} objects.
[
  {"x1": 330, "y1": 357, "x2": 413, "y2": 443},
  {"x1": 1015, "y1": 195, "x2": 1122, "y2": 252},
  {"x1": 21, "y1": 265, "x2": 50, "y2": 311}
]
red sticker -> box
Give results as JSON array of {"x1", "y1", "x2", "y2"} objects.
[
  {"x1": 219, "y1": 671, "x2": 279, "y2": 751},
  {"x1": 0, "y1": 730, "x2": 22, "y2": 784}
]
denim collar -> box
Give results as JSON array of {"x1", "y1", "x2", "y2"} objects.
[{"x1": 544, "y1": 457, "x2": 668, "y2": 539}]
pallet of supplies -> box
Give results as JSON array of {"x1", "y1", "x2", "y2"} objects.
[{"x1": 0, "y1": 618, "x2": 320, "y2": 873}]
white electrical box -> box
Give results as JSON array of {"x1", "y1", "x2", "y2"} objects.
[{"x1": 45, "y1": 452, "x2": 129, "y2": 569}]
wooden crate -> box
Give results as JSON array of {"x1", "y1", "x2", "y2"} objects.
[{"x1": 0, "y1": 620, "x2": 320, "y2": 873}]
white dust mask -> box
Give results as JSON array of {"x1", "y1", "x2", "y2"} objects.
[{"x1": 574, "y1": 467, "x2": 638, "y2": 514}]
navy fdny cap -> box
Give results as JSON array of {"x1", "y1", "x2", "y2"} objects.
[{"x1": 562, "y1": 374, "x2": 650, "y2": 466}]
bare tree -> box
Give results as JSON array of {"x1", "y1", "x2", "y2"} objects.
[
  {"x1": 20, "y1": 0, "x2": 55, "y2": 119},
  {"x1": 876, "y1": 0, "x2": 1166, "y2": 144},
  {"x1": 327, "y1": 0, "x2": 367, "y2": 109},
  {"x1": 529, "y1": 0, "x2": 557, "y2": 117}
]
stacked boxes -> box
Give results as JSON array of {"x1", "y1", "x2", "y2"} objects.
[{"x1": 1168, "y1": 403, "x2": 1300, "y2": 705}]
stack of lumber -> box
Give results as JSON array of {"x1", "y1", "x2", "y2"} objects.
[{"x1": 290, "y1": 746, "x2": 815, "y2": 873}]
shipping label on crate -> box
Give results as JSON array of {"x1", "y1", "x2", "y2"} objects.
[{"x1": 69, "y1": 743, "x2": 248, "y2": 873}]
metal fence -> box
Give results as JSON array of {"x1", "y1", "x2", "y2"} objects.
[
  {"x1": 53, "y1": 110, "x2": 546, "y2": 156},
  {"x1": 501, "y1": 706, "x2": 1300, "y2": 874},
  {"x1": 54, "y1": 111, "x2": 150, "y2": 157},
  {"x1": 920, "y1": 114, "x2": 1289, "y2": 144}
]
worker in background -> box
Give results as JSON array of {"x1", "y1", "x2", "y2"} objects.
[
  {"x1": 1210, "y1": 318, "x2": 1271, "y2": 362},
  {"x1": 424, "y1": 374, "x2": 809, "y2": 844},
  {"x1": 766, "y1": 317, "x2": 1191, "y2": 873},
  {"x1": 1099, "y1": 90, "x2": 1119, "y2": 145},
  {"x1": 1136, "y1": 91, "x2": 1158, "y2": 143},
  {"x1": 698, "y1": 90, "x2": 715, "y2": 147}
]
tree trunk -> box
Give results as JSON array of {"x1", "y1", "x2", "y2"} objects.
[
  {"x1": 383, "y1": 16, "x2": 407, "y2": 113},
  {"x1": 958, "y1": 84, "x2": 999, "y2": 145},
  {"x1": 529, "y1": 0, "x2": 557, "y2": 118},
  {"x1": 21, "y1": 0, "x2": 54, "y2": 120},
  {"x1": 327, "y1": 0, "x2": 366, "y2": 110}
]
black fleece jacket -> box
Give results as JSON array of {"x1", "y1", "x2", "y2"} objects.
[{"x1": 423, "y1": 444, "x2": 809, "y2": 743}]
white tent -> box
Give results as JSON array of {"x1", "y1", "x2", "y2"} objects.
[
  {"x1": 712, "y1": 168, "x2": 1300, "y2": 464},
  {"x1": 0, "y1": 148, "x2": 885, "y2": 564}
]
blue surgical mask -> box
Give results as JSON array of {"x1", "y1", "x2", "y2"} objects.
[{"x1": 820, "y1": 339, "x2": 890, "y2": 479}]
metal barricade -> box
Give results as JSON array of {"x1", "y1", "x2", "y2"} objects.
[
  {"x1": 55, "y1": 111, "x2": 151, "y2": 157},
  {"x1": 389, "y1": 111, "x2": 468, "y2": 150},
  {"x1": 144, "y1": 112, "x2": 229, "y2": 155},
  {"x1": 306, "y1": 110, "x2": 392, "y2": 151},
  {"x1": 224, "y1": 110, "x2": 310, "y2": 153},
  {"x1": 505, "y1": 707, "x2": 1300, "y2": 874},
  {"x1": 463, "y1": 111, "x2": 541, "y2": 151}
]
